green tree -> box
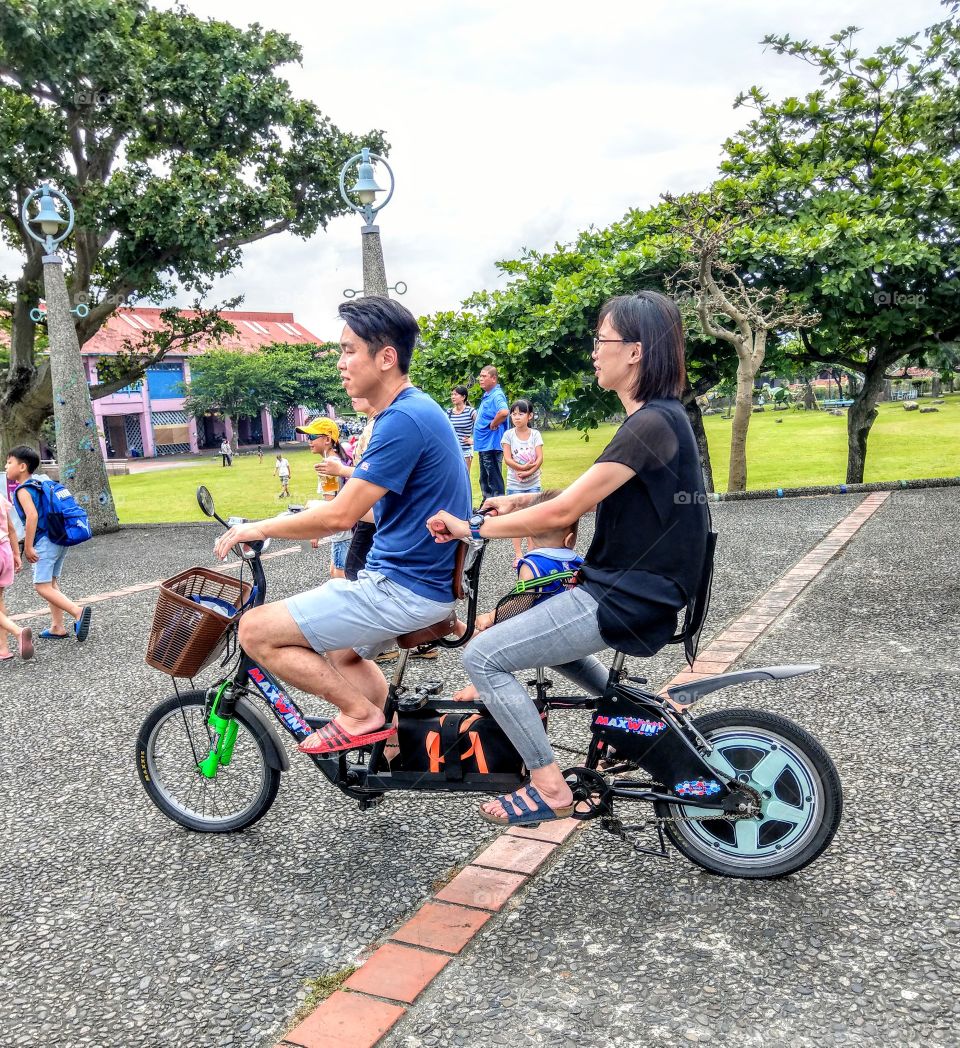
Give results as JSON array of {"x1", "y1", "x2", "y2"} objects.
[
  {"x1": 182, "y1": 350, "x2": 262, "y2": 443},
  {"x1": 0, "y1": 0, "x2": 386, "y2": 451},
  {"x1": 670, "y1": 192, "x2": 818, "y2": 491},
  {"x1": 720, "y1": 13, "x2": 960, "y2": 481},
  {"x1": 416, "y1": 202, "x2": 736, "y2": 489},
  {"x1": 258, "y1": 342, "x2": 349, "y2": 445}
]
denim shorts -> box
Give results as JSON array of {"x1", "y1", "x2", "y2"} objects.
[
  {"x1": 286, "y1": 569, "x2": 455, "y2": 660},
  {"x1": 507, "y1": 484, "x2": 541, "y2": 496},
  {"x1": 32, "y1": 535, "x2": 67, "y2": 585},
  {"x1": 330, "y1": 537, "x2": 350, "y2": 570}
]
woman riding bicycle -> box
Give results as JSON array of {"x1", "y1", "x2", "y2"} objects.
[{"x1": 427, "y1": 291, "x2": 709, "y2": 826}]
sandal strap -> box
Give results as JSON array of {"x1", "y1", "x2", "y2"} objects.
[
  {"x1": 523, "y1": 785, "x2": 550, "y2": 814},
  {"x1": 317, "y1": 722, "x2": 352, "y2": 747}
]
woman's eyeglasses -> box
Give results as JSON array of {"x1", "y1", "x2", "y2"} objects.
[{"x1": 592, "y1": 337, "x2": 636, "y2": 351}]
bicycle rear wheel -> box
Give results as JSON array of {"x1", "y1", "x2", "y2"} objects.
[
  {"x1": 136, "y1": 690, "x2": 280, "y2": 832},
  {"x1": 655, "y1": 708, "x2": 842, "y2": 878}
]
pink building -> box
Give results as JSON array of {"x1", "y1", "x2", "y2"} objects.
[{"x1": 82, "y1": 307, "x2": 326, "y2": 458}]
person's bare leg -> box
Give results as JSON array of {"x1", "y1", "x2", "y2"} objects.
[
  {"x1": 481, "y1": 761, "x2": 574, "y2": 819},
  {"x1": 511, "y1": 536, "x2": 523, "y2": 567},
  {"x1": 36, "y1": 580, "x2": 79, "y2": 632},
  {"x1": 480, "y1": 764, "x2": 574, "y2": 819},
  {"x1": 0, "y1": 591, "x2": 15, "y2": 652},
  {"x1": 239, "y1": 603, "x2": 388, "y2": 734}
]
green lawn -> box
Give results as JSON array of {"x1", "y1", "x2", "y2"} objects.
[{"x1": 110, "y1": 395, "x2": 960, "y2": 523}]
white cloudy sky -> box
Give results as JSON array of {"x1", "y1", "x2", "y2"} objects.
[{"x1": 7, "y1": 0, "x2": 951, "y2": 341}]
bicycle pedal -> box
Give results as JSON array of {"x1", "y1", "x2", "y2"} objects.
[
  {"x1": 417, "y1": 680, "x2": 443, "y2": 696},
  {"x1": 397, "y1": 693, "x2": 430, "y2": 712}
]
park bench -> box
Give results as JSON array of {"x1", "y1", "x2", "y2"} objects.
[{"x1": 821, "y1": 398, "x2": 854, "y2": 408}]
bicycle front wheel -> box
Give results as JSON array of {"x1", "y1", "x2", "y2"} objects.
[{"x1": 136, "y1": 690, "x2": 281, "y2": 832}]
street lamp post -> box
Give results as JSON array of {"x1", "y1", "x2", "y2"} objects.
[
  {"x1": 338, "y1": 148, "x2": 395, "y2": 298},
  {"x1": 21, "y1": 184, "x2": 119, "y2": 534}
]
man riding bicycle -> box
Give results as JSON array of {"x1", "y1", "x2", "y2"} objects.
[{"x1": 215, "y1": 297, "x2": 471, "y2": 755}]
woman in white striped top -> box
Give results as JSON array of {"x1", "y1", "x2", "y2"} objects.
[{"x1": 447, "y1": 385, "x2": 478, "y2": 474}]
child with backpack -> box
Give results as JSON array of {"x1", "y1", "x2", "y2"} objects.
[
  {"x1": 452, "y1": 490, "x2": 584, "y2": 702},
  {"x1": 5, "y1": 445, "x2": 92, "y2": 642},
  {"x1": 0, "y1": 487, "x2": 33, "y2": 661}
]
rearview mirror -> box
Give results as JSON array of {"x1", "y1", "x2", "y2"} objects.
[{"x1": 197, "y1": 485, "x2": 216, "y2": 518}]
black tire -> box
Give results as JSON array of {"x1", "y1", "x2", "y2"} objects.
[
  {"x1": 136, "y1": 691, "x2": 281, "y2": 832},
  {"x1": 654, "y1": 708, "x2": 842, "y2": 879}
]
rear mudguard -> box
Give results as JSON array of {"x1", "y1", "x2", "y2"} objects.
[
  {"x1": 665, "y1": 664, "x2": 820, "y2": 706},
  {"x1": 236, "y1": 695, "x2": 290, "y2": 772}
]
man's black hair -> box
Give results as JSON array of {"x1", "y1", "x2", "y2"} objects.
[
  {"x1": 7, "y1": 444, "x2": 40, "y2": 474},
  {"x1": 338, "y1": 296, "x2": 419, "y2": 374}
]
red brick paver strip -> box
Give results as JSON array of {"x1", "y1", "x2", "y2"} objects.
[
  {"x1": 435, "y1": 866, "x2": 528, "y2": 911},
  {"x1": 507, "y1": 816, "x2": 580, "y2": 845},
  {"x1": 471, "y1": 834, "x2": 557, "y2": 875},
  {"x1": 280, "y1": 991, "x2": 405, "y2": 1048},
  {"x1": 391, "y1": 901, "x2": 491, "y2": 954},
  {"x1": 343, "y1": 943, "x2": 451, "y2": 1004},
  {"x1": 277, "y1": 491, "x2": 891, "y2": 1047}
]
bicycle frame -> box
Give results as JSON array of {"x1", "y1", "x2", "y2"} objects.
[
  {"x1": 182, "y1": 488, "x2": 746, "y2": 815},
  {"x1": 194, "y1": 530, "x2": 737, "y2": 814}
]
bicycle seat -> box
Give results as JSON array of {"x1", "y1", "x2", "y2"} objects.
[
  {"x1": 397, "y1": 611, "x2": 457, "y2": 649},
  {"x1": 395, "y1": 544, "x2": 469, "y2": 649}
]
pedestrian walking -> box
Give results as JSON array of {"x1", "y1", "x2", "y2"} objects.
[
  {"x1": 220, "y1": 439, "x2": 233, "y2": 467},
  {"x1": 502, "y1": 399, "x2": 544, "y2": 566},
  {"x1": 256, "y1": 444, "x2": 263, "y2": 462},
  {"x1": 273, "y1": 454, "x2": 291, "y2": 498},
  {"x1": 0, "y1": 487, "x2": 33, "y2": 661},
  {"x1": 473, "y1": 365, "x2": 509, "y2": 500},
  {"x1": 5, "y1": 445, "x2": 92, "y2": 642},
  {"x1": 447, "y1": 385, "x2": 477, "y2": 473}
]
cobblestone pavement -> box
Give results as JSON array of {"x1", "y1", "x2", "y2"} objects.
[
  {"x1": 384, "y1": 488, "x2": 960, "y2": 1048},
  {"x1": 0, "y1": 492, "x2": 930, "y2": 1047}
]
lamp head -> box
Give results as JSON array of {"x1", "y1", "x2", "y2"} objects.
[
  {"x1": 350, "y1": 148, "x2": 384, "y2": 206},
  {"x1": 31, "y1": 187, "x2": 68, "y2": 237}
]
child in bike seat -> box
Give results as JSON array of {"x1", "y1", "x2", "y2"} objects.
[{"x1": 454, "y1": 490, "x2": 581, "y2": 702}]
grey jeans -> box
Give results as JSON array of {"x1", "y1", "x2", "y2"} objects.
[{"x1": 461, "y1": 585, "x2": 610, "y2": 770}]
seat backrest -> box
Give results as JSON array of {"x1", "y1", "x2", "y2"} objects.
[
  {"x1": 451, "y1": 541, "x2": 468, "y2": 600},
  {"x1": 669, "y1": 528, "x2": 718, "y2": 667}
]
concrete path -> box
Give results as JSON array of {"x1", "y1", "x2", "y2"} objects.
[{"x1": 0, "y1": 491, "x2": 954, "y2": 1046}]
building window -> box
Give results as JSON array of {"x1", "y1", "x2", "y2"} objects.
[{"x1": 146, "y1": 362, "x2": 185, "y2": 400}]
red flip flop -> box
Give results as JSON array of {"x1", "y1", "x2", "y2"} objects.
[{"x1": 298, "y1": 720, "x2": 397, "y2": 755}]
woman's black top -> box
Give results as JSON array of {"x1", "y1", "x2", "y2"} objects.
[{"x1": 580, "y1": 398, "x2": 709, "y2": 656}]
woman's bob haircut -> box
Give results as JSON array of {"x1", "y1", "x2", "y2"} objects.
[{"x1": 597, "y1": 290, "x2": 687, "y2": 402}]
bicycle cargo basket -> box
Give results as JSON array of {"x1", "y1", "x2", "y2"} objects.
[{"x1": 145, "y1": 566, "x2": 252, "y2": 677}]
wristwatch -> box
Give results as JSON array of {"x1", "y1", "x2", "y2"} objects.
[{"x1": 468, "y1": 512, "x2": 485, "y2": 540}]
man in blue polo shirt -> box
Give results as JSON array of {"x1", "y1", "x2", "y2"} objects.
[
  {"x1": 473, "y1": 364, "x2": 509, "y2": 499},
  {"x1": 216, "y1": 297, "x2": 471, "y2": 755}
]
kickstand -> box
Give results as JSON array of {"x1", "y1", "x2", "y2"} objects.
[{"x1": 601, "y1": 817, "x2": 670, "y2": 859}]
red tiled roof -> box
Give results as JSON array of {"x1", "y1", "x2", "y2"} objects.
[{"x1": 80, "y1": 308, "x2": 325, "y2": 356}]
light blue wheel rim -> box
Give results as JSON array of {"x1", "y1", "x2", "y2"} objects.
[{"x1": 670, "y1": 727, "x2": 823, "y2": 869}]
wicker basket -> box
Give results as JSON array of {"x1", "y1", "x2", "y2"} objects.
[{"x1": 145, "y1": 567, "x2": 253, "y2": 678}]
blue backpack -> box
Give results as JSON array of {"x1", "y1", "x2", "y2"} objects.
[{"x1": 16, "y1": 478, "x2": 93, "y2": 547}]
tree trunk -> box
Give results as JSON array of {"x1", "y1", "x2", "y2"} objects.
[
  {"x1": 682, "y1": 392, "x2": 714, "y2": 493},
  {"x1": 42, "y1": 258, "x2": 119, "y2": 534},
  {"x1": 803, "y1": 381, "x2": 815, "y2": 410},
  {"x1": 845, "y1": 354, "x2": 890, "y2": 484},
  {"x1": 931, "y1": 375, "x2": 941, "y2": 397},
  {"x1": 271, "y1": 414, "x2": 282, "y2": 448},
  {"x1": 1, "y1": 259, "x2": 51, "y2": 450},
  {"x1": 728, "y1": 358, "x2": 757, "y2": 492}
]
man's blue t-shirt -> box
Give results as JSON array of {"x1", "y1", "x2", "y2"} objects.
[
  {"x1": 473, "y1": 384, "x2": 509, "y2": 452},
  {"x1": 354, "y1": 387, "x2": 472, "y2": 603}
]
